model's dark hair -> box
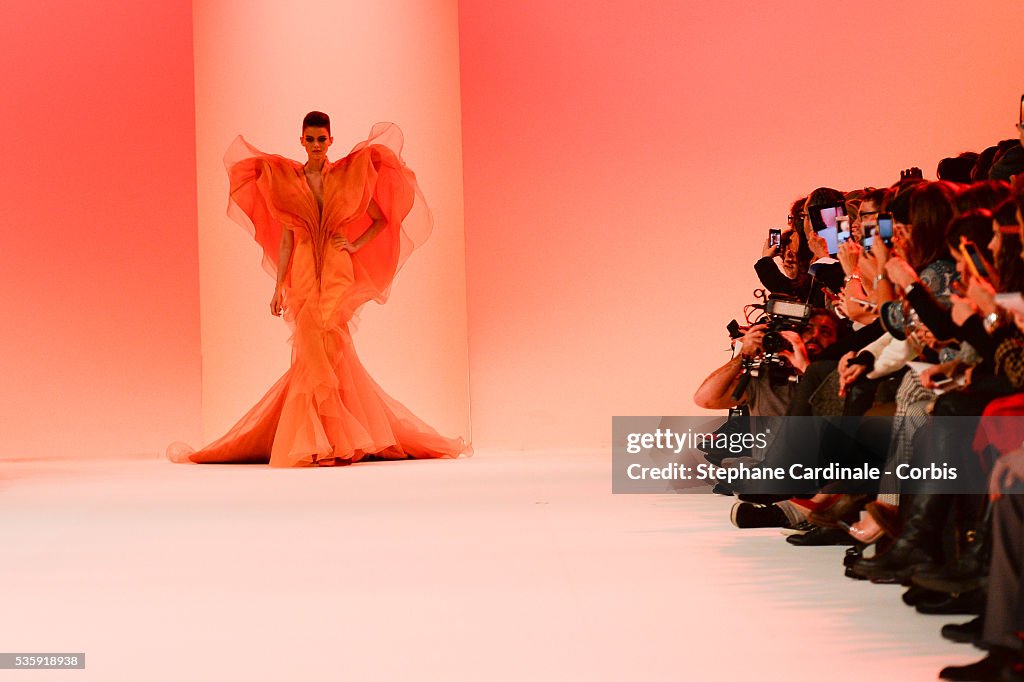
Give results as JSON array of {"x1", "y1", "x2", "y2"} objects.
[
  {"x1": 302, "y1": 111, "x2": 331, "y2": 135},
  {"x1": 906, "y1": 181, "x2": 957, "y2": 271}
]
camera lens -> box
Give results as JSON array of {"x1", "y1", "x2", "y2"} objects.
[{"x1": 761, "y1": 331, "x2": 791, "y2": 354}]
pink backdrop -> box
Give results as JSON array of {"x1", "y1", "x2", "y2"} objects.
[
  {"x1": 0, "y1": 1, "x2": 200, "y2": 458},
  {"x1": 2, "y1": 1, "x2": 1021, "y2": 458},
  {"x1": 458, "y1": 0, "x2": 1022, "y2": 450}
]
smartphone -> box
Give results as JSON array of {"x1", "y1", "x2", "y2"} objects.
[
  {"x1": 836, "y1": 215, "x2": 851, "y2": 246},
  {"x1": 876, "y1": 214, "x2": 894, "y2": 245},
  {"x1": 769, "y1": 228, "x2": 781, "y2": 250},
  {"x1": 960, "y1": 237, "x2": 991, "y2": 280},
  {"x1": 862, "y1": 235, "x2": 874, "y2": 253},
  {"x1": 931, "y1": 373, "x2": 954, "y2": 387},
  {"x1": 847, "y1": 296, "x2": 878, "y2": 312},
  {"x1": 817, "y1": 205, "x2": 846, "y2": 230},
  {"x1": 814, "y1": 203, "x2": 847, "y2": 256}
]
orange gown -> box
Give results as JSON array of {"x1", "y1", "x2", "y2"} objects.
[{"x1": 169, "y1": 123, "x2": 469, "y2": 467}]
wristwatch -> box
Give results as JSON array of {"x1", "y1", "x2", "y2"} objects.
[
  {"x1": 873, "y1": 273, "x2": 887, "y2": 286},
  {"x1": 983, "y1": 311, "x2": 1001, "y2": 333}
]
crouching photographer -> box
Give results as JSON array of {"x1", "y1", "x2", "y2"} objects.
[
  {"x1": 693, "y1": 298, "x2": 841, "y2": 524},
  {"x1": 694, "y1": 295, "x2": 841, "y2": 418}
]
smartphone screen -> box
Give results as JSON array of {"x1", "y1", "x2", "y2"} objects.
[
  {"x1": 819, "y1": 227, "x2": 838, "y2": 255},
  {"x1": 818, "y1": 206, "x2": 839, "y2": 230},
  {"x1": 769, "y1": 228, "x2": 781, "y2": 249},
  {"x1": 862, "y1": 235, "x2": 874, "y2": 252},
  {"x1": 960, "y1": 239, "x2": 991, "y2": 280},
  {"x1": 877, "y1": 214, "x2": 894, "y2": 243},
  {"x1": 836, "y1": 215, "x2": 851, "y2": 246}
]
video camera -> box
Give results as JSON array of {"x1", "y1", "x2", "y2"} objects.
[{"x1": 727, "y1": 292, "x2": 812, "y2": 399}]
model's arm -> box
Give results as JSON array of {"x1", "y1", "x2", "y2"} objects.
[
  {"x1": 270, "y1": 228, "x2": 294, "y2": 316},
  {"x1": 331, "y1": 198, "x2": 387, "y2": 253},
  {"x1": 352, "y1": 198, "x2": 386, "y2": 250}
]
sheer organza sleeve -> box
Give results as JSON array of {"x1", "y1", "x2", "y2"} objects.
[
  {"x1": 335, "y1": 123, "x2": 433, "y2": 318},
  {"x1": 223, "y1": 136, "x2": 300, "y2": 279}
]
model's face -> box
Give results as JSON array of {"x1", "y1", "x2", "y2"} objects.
[{"x1": 300, "y1": 126, "x2": 332, "y2": 162}]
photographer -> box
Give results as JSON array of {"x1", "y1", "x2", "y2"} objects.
[{"x1": 693, "y1": 309, "x2": 840, "y2": 416}]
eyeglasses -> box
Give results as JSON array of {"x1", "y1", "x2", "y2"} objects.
[
  {"x1": 859, "y1": 210, "x2": 879, "y2": 218},
  {"x1": 787, "y1": 212, "x2": 808, "y2": 224}
]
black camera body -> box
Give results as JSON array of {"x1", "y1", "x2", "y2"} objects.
[
  {"x1": 760, "y1": 295, "x2": 812, "y2": 354},
  {"x1": 728, "y1": 293, "x2": 811, "y2": 397}
]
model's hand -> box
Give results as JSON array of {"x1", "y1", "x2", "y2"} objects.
[
  {"x1": 270, "y1": 287, "x2": 284, "y2": 317},
  {"x1": 762, "y1": 237, "x2": 779, "y2": 258},
  {"x1": 331, "y1": 233, "x2": 358, "y2": 253}
]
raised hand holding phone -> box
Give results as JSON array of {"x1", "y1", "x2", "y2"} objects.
[{"x1": 966, "y1": 276, "x2": 997, "y2": 316}]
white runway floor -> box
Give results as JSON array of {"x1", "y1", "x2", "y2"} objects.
[{"x1": 1, "y1": 450, "x2": 985, "y2": 680}]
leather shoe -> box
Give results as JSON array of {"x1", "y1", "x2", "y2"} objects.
[
  {"x1": 939, "y1": 647, "x2": 1020, "y2": 680},
  {"x1": 941, "y1": 616, "x2": 986, "y2": 648},
  {"x1": 786, "y1": 526, "x2": 858, "y2": 546},
  {"x1": 916, "y1": 590, "x2": 984, "y2": 616}
]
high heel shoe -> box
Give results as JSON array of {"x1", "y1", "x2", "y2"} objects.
[
  {"x1": 807, "y1": 494, "x2": 872, "y2": 528},
  {"x1": 839, "y1": 512, "x2": 887, "y2": 544},
  {"x1": 865, "y1": 501, "x2": 901, "y2": 538}
]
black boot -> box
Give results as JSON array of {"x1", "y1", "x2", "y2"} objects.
[
  {"x1": 914, "y1": 495, "x2": 990, "y2": 594},
  {"x1": 852, "y1": 493, "x2": 946, "y2": 582},
  {"x1": 941, "y1": 616, "x2": 986, "y2": 647},
  {"x1": 939, "y1": 646, "x2": 1021, "y2": 680}
]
